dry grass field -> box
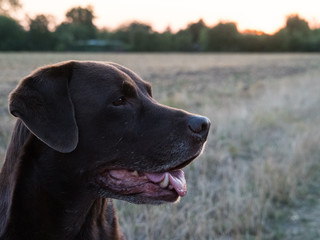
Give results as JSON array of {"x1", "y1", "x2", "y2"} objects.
[{"x1": 0, "y1": 53, "x2": 320, "y2": 239}]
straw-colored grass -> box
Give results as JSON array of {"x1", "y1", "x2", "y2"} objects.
[{"x1": 0, "y1": 53, "x2": 319, "y2": 239}]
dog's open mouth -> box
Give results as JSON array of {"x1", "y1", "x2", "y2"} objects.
[{"x1": 96, "y1": 168, "x2": 187, "y2": 202}]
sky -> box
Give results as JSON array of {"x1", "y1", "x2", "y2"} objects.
[{"x1": 18, "y1": 0, "x2": 320, "y2": 34}]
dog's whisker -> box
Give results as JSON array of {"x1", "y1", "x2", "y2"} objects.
[{"x1": 116, "y1": 137, "x2": 123, "y2": 145}]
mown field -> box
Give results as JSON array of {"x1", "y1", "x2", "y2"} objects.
[{"x1": 0, "y1": 53, "x2": 320, "y2": 239}]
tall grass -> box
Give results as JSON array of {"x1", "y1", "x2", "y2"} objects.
[{"x1": 0, "y1": 53, "x2": 319, "y2": 239}]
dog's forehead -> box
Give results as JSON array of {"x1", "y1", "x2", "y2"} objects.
[
  {"x1": 74, "y1": 61, "x2": 148, "y2": 89},
  {"x1": 69, "y1": 61, "x2": 152, "y2": 106}
]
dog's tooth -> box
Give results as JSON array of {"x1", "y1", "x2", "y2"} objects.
[
  {"x1": 159, "y1": 173, "x2": 169, "y2": 188},
  {"x1": 131, "y1": 170, "x2": 139, "y2": 177}
]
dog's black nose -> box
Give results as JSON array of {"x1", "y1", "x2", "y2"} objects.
[{"x1": 188, "y1": 116, "x2": 211, "y2": 141}]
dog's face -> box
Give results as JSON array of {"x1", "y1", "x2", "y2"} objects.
[{"x1": 9, "y1": 61, "x2": 210, "y2": 204}]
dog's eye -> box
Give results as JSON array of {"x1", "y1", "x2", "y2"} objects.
[{"x1": 112, "y1": 96, "x2": 126, "y2": 106}]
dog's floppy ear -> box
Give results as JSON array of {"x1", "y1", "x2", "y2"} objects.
[{"x1": 9, "y1": 61, "x2": 78, "y2": 153}]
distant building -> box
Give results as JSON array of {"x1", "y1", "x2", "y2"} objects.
[{"x1": 74, "y1": 39, "x2": 129, "y2": 51}]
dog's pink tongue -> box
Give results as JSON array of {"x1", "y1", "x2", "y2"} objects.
[{"x1": 145, "y1": 170, "x2": 187, "y2": 197}]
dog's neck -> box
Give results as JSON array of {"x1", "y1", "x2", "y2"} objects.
[
  {"x1": 0, "y1": 120, "x2": 28, "y2": 236},
  {"x1": 0, "y1": 120, "x2": 123, "y2": 240}
]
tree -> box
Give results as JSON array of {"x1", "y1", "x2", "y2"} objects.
[
  {"x1": 199, "y1": 27, "x2": 209, "y2": 51},
  {"x1": 112, "y1": 22, "x2": 154, "y2": 51},
  {"x1": 0, "y1": 0, "x2": 20, "y2": 14},
  {"x1": 173, "y1": 29, "x2": 193, "y2": 51},
  {"x1": 55, "y1": 6, "x2": 98, "y2": 50},
  {"x1": 27, "y1": 15, "x2": 56, "y2": 50},
  {"x1": 306, "y1": 29, "x2": 320, "y2": 51},
  {"x1": 54, "y1": 23, "x2": 75, "y2": 50},
  {"x1": 65, "y1": 6, "x2": 97, "y2": 40},
  {"x1": 127, "y1": 22, "x2": 153, "y2": 51},
  {"x1": 186, "y1": 19, "x2": 207, "y2": 50},
  {"x1": 0, "y1": 15, "x2": 25, "y2": 50},
  {"x1": 66, "y1": 6, "x2": 94, "y2": 25},
  {"x1": 155, "y1": 29, "x2": 174, "y2": 51},
  {"x1": 286, "y1": 14, "x2": 310, "y2": 34},
  {"x1": 239, "y1": 33, "x2": 271, "y2": 52},
  {"x1": 284, "y1": 15, "x2": 311, "y2": 51},
  {"x1": 204, "y1": 22, "x2": 240, "y2": 51}
]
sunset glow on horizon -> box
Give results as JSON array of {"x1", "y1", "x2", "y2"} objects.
[{"x1": 18, "y1": 0, "x2": 320, "y2": 34}]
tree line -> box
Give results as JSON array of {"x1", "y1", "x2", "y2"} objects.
[{"x1": 0, "y1": 6, "x2": 320, "y2": 52}]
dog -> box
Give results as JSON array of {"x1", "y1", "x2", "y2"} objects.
[{"x1": 0, "y1": 61, "x2": 210, "y2": 239}]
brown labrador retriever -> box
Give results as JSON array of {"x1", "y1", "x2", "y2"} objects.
[{"x1": 0, "y1": 61, "x2": 210, "y2": 240}]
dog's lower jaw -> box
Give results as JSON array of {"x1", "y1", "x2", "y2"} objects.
[
  {"x1": 93, "y1": 166, "x2": 193, "y2": 205},
  {"x1": 93, "y1": 178, "x2": 180, "y2": 205}
]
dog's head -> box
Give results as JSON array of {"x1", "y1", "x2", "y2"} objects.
[{"x1": 9, "y1": 61, "x2": 210, "y2": 204}]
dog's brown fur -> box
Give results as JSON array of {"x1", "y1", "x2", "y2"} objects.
[{"x1": 0, "y1": 61, "x2": 210, "y2": 240}]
